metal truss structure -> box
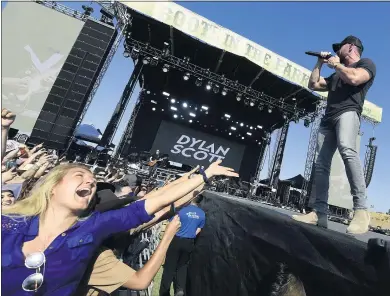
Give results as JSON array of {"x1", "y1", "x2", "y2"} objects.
[
  {"x1": 115, "y1": 89, "x2": 145, "y2": 158},
  {"x1": 267, "y1": 121, "x2": 290, "y2": 188},
  {"x1": 254, "y1": 141, "x2": 269, "y2": 181},
  {"x1": 125, "y1": 38, "x2": 317, "y2": 121},
  {"x1": 299, "y1": 100, "x2": 327, "y2": 207}
]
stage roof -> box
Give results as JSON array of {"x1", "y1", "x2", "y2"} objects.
[{"x1": 121, "y1": 1, "x2": 382, "y2": 124}]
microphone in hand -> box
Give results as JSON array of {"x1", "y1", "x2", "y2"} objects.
[{"x1": 305, "y1": 51, "x2": 332, "y2": 59}]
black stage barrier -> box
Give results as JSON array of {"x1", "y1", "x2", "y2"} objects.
[{"x1": 187, "y1": 192, "x2": 389, "y2": 296}]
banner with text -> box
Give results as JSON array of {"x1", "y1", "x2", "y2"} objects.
[
  {"x1": 121, "y1": 1, "x2": 382, "y2": 123},
  {"x1": 151, "y1": 121, "x2": 245, "y2": 170}
]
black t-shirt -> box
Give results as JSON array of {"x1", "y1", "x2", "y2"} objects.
[{"x1": 323, "y1": 58, "x2": 376, "y2": 122}]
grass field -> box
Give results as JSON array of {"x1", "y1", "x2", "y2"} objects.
[{"x1": 151, "y1": 267, "x2": 174, "y2": 296}]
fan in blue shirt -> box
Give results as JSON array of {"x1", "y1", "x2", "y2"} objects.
[{"x1": 1, "y1": 160, "x2": 238, "y2": 296}]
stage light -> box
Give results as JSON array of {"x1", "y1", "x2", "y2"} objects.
[
  {"x1": 162, "y1": 41, "x2": 170, "y2": 57},
  {"x1": 247, "y1": 132, "x2": 252, "y2": 136},
  {"x1": 201, "y1": 106, "x2": 208, "y2": 110},
  {"x1": 123, "y1": 51, "x2": 130, "y2": 58},
  {"x1": 244, "y1": 98, "x2": 250, "y2": 106},
  {"x1": 173, "y1": 114, "x2": 178, "y2": 118},
  {"x1": 240, "y1": 123, "x2": 244, "y2": 127},
  {"x1": 151, "y1": 100, "x2": 157, "y2": 104},
  {"x1": 147, "y1": 90, "x2": 151, "y2": 94},
  {"x1": 195, "y1": 78, "x2": 202, "y2": 87},
  {"x1": 170, "y1": 99, "x2": 175, "y2": 104},
  {"x1": 231, "y1": 127, "x2": 237, "y2": 130},
  {"x1": 131, "y1": 48, "x2": 140, "y2": 59},
  {"x1": 236, "y1": 94, "x2": 242, "y2": 101},
  {"x1": 162, "y1": 64, "x2": 170, "y2": 72},
  {"x1": 229, "y1": 132, "x2": 232, "y2": 135},
  {"x1": 189, "y1": 119, "x2": 193, "y2": 123},
  {"x1": 205, "y1": 82, "x2": 212, "y2": 91},
  {"x1": 143, "y1": 57, "x2": 150, "y2": 64},
  {"x1": 282, "y1": 113, "x2": 287, "y2": 119},
  {"x1": 250, "y1": 100, "x2": 255, "y2": 107},
  {"x1": 163, "y1": 92, "x2": 170, "y2": 97},
  {"x1": 183, "y1": 73, "x2": 190, "y2": 80},
  {"x1": 162, "y1": 109, "x2": 164, "y2": 111},
  {"x1": 250, "y1": 126, "x2": 253, "y2": 129},
  {"x1": 152, "y1": 108, "x2": 156, "y2": 111},
  {"x1": 189, "y1": 112, "x2": 196, "y2": 117},
  {"x1": 150, "y1": 56, "x2": 159, "y2": 66},
  {"x1": 224, "y1": 114, "x2": 231, "y2": 118},
  {"x1": 268, "y1": 107, "x2": 273, "y2": 113},
  {"x1": 182, "y1": 103, "x2": 188, "y2": 108},
  {"x1": 170, "y1": 106, "x2": 177, "y2": 111},
  {"x1": 257, "y1": 125, "x2": 263, "y2": 129},
  {"x1": 292, "y1": 97, "x2": 296, "y2": 101},
  {"x1": 258, "y1": 104, "x2": 264, "y2": 111},
  {"x1": 213, "y1": 84, "x2": 219, "y2": 94},
  {"x1": 241, "y1": 137, "x2": 245, "y2": 140},
  {"x1": 221, "y1": 88, "x2": 228, "y2": 96},
  {"x1": 304, "y1": 119, "x2": 310, "y2": 127}
]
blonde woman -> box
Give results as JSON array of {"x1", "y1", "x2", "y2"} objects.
[{"x1": 2, "y1": 160, "x2": 238, "y2": 296}]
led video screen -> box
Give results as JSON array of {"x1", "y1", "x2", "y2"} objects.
[{"x1": 1, "y1": 2, "x2": 84, "y2": 134}]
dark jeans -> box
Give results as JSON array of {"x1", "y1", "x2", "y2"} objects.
[{"x1": 159, "y1": 236, "x2": 195, "y2": 296}]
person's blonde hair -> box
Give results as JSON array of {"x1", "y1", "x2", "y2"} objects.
[{"x1": 2, "y1": 163, "x2": 91, "y2": 218}]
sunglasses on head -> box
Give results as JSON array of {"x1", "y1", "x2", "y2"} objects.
[{"x1": 22, "y1": 252, "x2": 46, "y2": 292}]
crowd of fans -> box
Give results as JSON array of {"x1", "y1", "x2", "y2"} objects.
[{"x1": 1, "y1": 108, "x2": 239, "y2": 296}]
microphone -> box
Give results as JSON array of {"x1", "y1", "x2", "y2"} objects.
[{"x1": 305, "y1": 51, "x2": 332, "y2": 59}]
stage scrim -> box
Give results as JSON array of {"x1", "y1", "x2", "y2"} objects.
[
  {"x1": 1, "y1": 2, "x2": 84, "y2": 135},
  {"x1": 187, "y1": 192, "x2": 387, "y2": 296}
]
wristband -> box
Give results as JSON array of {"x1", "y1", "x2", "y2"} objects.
[{"x1": 199, "y1": 167, "x2": 209, "y2": 184}]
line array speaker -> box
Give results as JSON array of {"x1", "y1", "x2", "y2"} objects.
[{"x1": 28, "y1": 19, "x2": 117, "y2": 149}]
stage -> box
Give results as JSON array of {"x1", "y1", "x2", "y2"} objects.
[
  {"x1": 187, "y1": 191, "x2": 389, "y2": 296},
  {"x1": 216, "y1": 192, "x2": 388, "y2": 243}
]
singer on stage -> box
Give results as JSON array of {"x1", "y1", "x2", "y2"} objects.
[{"x1": 293, "y1": 36, "x2": 376, "y2": 234}]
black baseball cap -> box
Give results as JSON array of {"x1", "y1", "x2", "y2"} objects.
[{"x1": 332, "y1": 35, "x2": 364, "y2": 53}]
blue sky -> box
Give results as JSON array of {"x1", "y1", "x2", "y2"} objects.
[{"x1": 3, "y1": 2, "x2": 389, "y2": 212}]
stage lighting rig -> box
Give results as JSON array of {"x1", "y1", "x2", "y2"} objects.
[
  {"x1": 213, "y1": 84, "x2": 220, "y2": 94},
  {"x1": 183, "y1": 73, "x2": 190, "y2": 81},
  {"x1": 221, "y1": 88, "x2": 228, "y2": 96},
  {"x1": 205, "y1": 82, "x2": 212, "y2": 91},
  {"x1": 100, "y1": 8, "x2": 114, "y2": 26},
  {"x1": 123, "y1": 50, "x2": 130, "y2": 58},
  {"x1": 162, "y1": 42, "x2": 170, "y2": 57},
  {"x1": 268, "y1": 106, "x2": 273, "y2": 113},
  {"x1": 150, "y1": 56, "x2": 159, "y2": 66},
  {"x1": 143, "y1": 57, "x2": 150, "y2": 65},
  {"x1": 304, "y1": 119, "x2": 311, "y2": 127},
  {"x1": 244, "y1": 98, "x2": 250, "y2": 106},
  {"x1": 258, "y1": 104, "x2": 264, "y2": 111},
  {"x1": 124, "y1": 38, "x2": 316, "y2": 121}
]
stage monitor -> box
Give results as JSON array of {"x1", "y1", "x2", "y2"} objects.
[
  {"x1": 1, "y1": 2, "x2": 84, "y2": 135},
  {"x1": 151, "y1": 121, "x2": 245, "y2": 171}
]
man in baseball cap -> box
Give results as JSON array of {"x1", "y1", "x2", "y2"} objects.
[
  {"x1": 293, "y1": 35, "x2": 376, "y2": 235},
  {"x1": 332, "y1": 35, "x2": 364, "y2": 56}
]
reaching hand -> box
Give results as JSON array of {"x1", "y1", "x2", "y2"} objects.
[
  {"x1": 183, "y1": 165, "x2": 200, "y2": 179},
  {"x1": 205, "y1": 160, "x2": 239, "y2": 179},
  {"x1": 30, "y1": 143, "x2": 44, "y2": 154},
  {"x1": 2, "y1": 167, "x2": 18, "y2": 183},
  {"x1": 1, "y1": 108, "x2": 16, "y2": 129},
  {"x1": 163, "y1": 215, "x2": 181, "y2": 240}
]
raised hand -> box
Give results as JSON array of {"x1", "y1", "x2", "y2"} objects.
[
  {"x1": 2, "y1": 167, "x2": 18, "y2": 183},
  {"x1": 163, "y1": 215, "x2": 181, "y2": 241},
  {"x1": 1, "y1": 108, "x2": 16, "y2": 129},
  {"x1": 205, "y1": 159, "x2": 239, "y2": 178}
]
